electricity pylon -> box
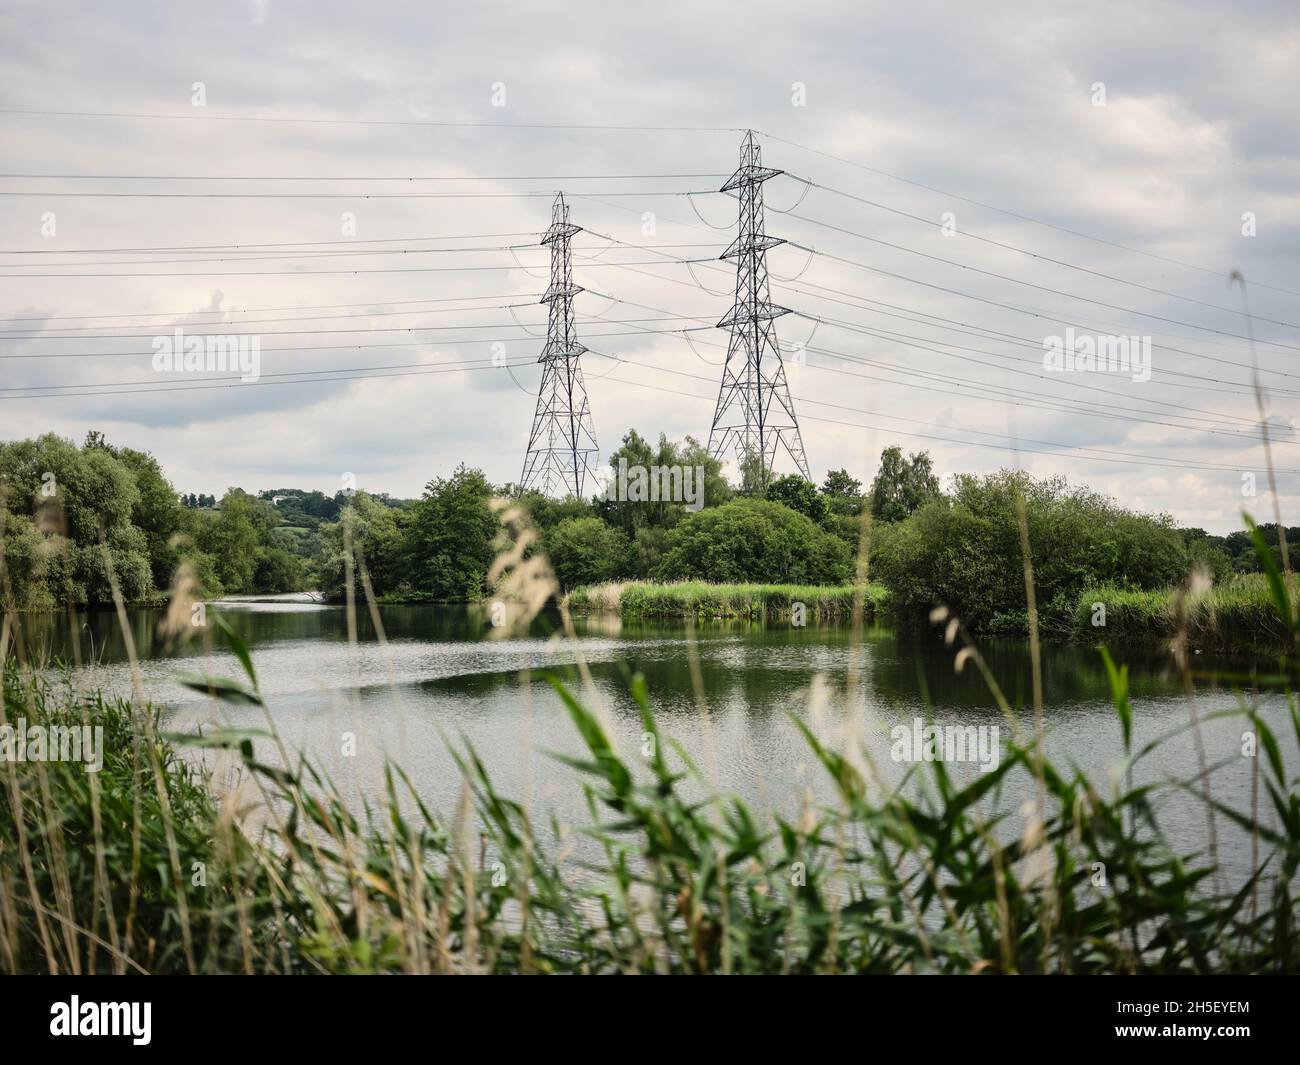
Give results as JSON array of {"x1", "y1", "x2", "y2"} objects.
[
  {"x1": 707, "y1": 131, "x2": 811, "y2": 486},
  {"x1": 520, "y1": 192, "x2": 599, "y2": 497}
]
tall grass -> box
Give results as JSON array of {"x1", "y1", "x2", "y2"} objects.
[
  {"x1": 1072, "y1": 573, "x2": 1298, "y2": 652},
  {"x1": 566, "y1": 580, "x2": 887, "y2": 621}
]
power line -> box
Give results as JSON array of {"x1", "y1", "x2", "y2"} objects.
[
  {"x1": 0, "y1": 290, "x2": 540, "y2": 324},
  {"x1": 590, "y1": 350, "x2": 1296, "y2": 473},
  {"x1": 758, "y1": 130, "x2": 1300, "y2": 300},
  {"x1": 787, "y1": 234, "x2": 1300, "y2": 352},
  {"x1": 0, "y1": 301, "x2": 541, "y2": 335},
  {"x1": 0, "y1": 171, "x2": 725, "y2": 181},
  {"x1": 787, "y1": 174, "x2": 1300, "y2": 327},
  {"x1": 0, "y1": 242, "x2": 718, "y2": 270},
  {"x1": 0, "y1": 315, "x2": 694, "y2": 347},
  {"x1": 8, "y1": 334, "x2": 1292, "y2": 474},
  {"x1": 0, "y1": 188, "x2": 711, "y2": 200},
  {"x1": 0, "y1": 107, "x2": 742, "y2": 132},
  {"x1": 0, "y1": 324, "x2": 701, "y2": 362},
  {"x1": 576, "y1": 188, "x2": 1293, "y2": 365},
  {"x1": 574, "y1": 285, "x2": 1294, "y2": 440},
  {"x1": 0, "y1": 255, "x2": 716, "y2": 279},
  {"x1": 593, "y1": 307, "x2": 1294, "y2": 441},
  {"x1": 0, "y1": 232, "x2": 539, "y2": 255}
]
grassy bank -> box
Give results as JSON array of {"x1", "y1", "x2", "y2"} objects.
[
  {"x1": 1072, "y1": 574, "x2": 1298, "y2": 652},
  {"x1": 565, "y1": 580, "x2": 887, "y2": 620}
]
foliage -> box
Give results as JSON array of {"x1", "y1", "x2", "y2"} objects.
[
  {"x1": 543, "y1": 517, "x2": 632, "y2": 590},
  {"x1": 872, "y1": 469, "x2": 1190, "y2": 633},
  {"x1": 404, "y1": 464, "x2": 499, "y2": 600},
  {"x1": 315, "y1": 491, "x2": 410, "y2": 600},
  {"x1": 1073, "y1": 573, "x2": 1297, "y2": 652},
  {"x1": 566, "y1": 579, "x2": 885, "y2": 619},
  {"x1": 597, "y1": 430, "x2": 731, "y2": 536},
  {"x1": 4, "y1": 516, "x2": 1299, "y2": 973},
  {"x1": 0, "y1": 434, "x2": 313, "y2": 607},
  {"x1": 765, "y1": 473, "x2": 831, "y2": 526},
  {"x1": 0, "y1": 433, "x2": 153, "y2": 607},
  {"x1": 869, "y1": 446, "x2": 941, "y2": 523},
  {"x1": 655, "y1": 498, "x2": 852, "y2": 585},
  {"x1": 820, "y1": 468, "x2": 864, "y2": 516}
]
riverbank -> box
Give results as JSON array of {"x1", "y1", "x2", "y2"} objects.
[
  {"x1": 1072, "y1": 574, "x2": 1298, "y2": 653},
  {"x1": 565, "y1": 580, "x2": 887, "y2": 619}
]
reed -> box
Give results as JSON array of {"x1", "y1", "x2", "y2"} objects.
[{"x1": 566, "y1": 580, "x2": 887, "y2": 620}]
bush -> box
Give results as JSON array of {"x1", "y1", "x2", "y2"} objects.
[
  {"x1": 655, "y1": 499, "x2": 852, "y2": 585},
  {"x1": 543, "y1": 517, "x2": 631, "y2": 590},
  {"x1": 873, "y1": 470, "x2": 1190, "y2": 633}
]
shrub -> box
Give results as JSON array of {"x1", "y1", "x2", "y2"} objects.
[
  {"x1": 543, "y1": 517, "x2": 632, "y2": 590},
  {"x1": 873, "y1": 470, "x2": 1190, "y2": 633},
  {"x1": 655, "y1": 499, "x2": 852, "y2": 585}
]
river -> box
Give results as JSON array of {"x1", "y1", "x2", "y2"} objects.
[{"x1": 14, "y1": 594, "x2": 1293, "y2": 884}]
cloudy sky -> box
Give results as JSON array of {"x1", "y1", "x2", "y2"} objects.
[{"x1": 1, "y1": 0, "x2": 1297, "y2": 532}]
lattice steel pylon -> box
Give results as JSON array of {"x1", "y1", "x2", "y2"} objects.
[
  {"x1": 707, "y1": 131, "x2": 811, "y2": 486},
  {"x1": 519, "y1": 192, "x2": 599, "y2": 497}
]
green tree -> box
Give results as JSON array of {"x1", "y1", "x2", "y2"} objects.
[
  {"x1": 0, "y1": 433, "x2": 154, "y2": 606},
  {"x1": 766, "y1": 474, "x2": 830, "y2": 526},
  {"x1": 872, "y1": 470, "x2": 1191, "y2": 633},
  {"x1": 405, "y1": 465, "x2": 498, "y2": 600},
  {"x1": 316, "y1": 492, "x2": 409, "y2": 600},
  {"x1": 114, "y1": 447, "x2": 186, "y2": 590},
  {"x1": 656, "y1": 498, "x2": 851, "y2": 584},
  {"x1": 869, "y1": 446, "x2": 941, "y2": 523},
  {"x1": 196, "y1": 490, "x2": 263, "y2": 593},
  {"x1": 544, "y1": 517, "x2": 631, "y2": 589},
  {"x1": 821, "y1": 468, "x2": 864, "y2": 516},
  {"x1": 599, "y1": 430, "x2": 731, "y2": 539}
]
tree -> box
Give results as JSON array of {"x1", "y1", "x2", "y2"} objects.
[
  {"x1": 0, "y1": 433, "x2": 154, "y2": 606},
  {"x1": 766, "y1": 474, "x2": 830, "y2": 526},
  {"x1": 115, "y1": 447, "x2": 186, "y2": 590},
  {"x1": 316, "y1": 492, "x2": 409, "y2": 599},
  {"x1": 869, "y1": 447, "x2": 941, "y2": 522},
  {"x1": 872, "y1": 470, "x2": 1191, "y2": 633},
  {"x1": 599, "y1": 430, "x2": 731, "y2": 538},
  {"x1": 544, "y1": 517, "x2": 631, "y2": 589},
  {"x1": 656, "y1": 498, "x2": 851, "y2": 585},
  {"x1": 196, "y1": 490, "x2": 263, "y2": 593},
  {"x1": 404, "y1": 465, "x2": 498, "y2": 600},
  {"x1": 821, "y1": 468, "x2": 863, "y2": 516}
]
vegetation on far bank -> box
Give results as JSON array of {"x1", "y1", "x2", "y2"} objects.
[
  {"x1": 566, "y1": 580, "x2": 887, "y2": 619},
  {"x1": 1070, "y1": 574, "x2": 1300, "y2": 653},
  {"x1": 0, "y1": 432, "x2": 310, "y2": 608},
  {"x1": 5, "y1": 430, "x2": 1293, "y2": 650}
]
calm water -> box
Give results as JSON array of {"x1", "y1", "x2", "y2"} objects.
[{"x1": 15, "y1": 596, "x2": 1294, "y2": 883}]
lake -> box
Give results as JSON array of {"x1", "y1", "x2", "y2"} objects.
[{"x1": 15, "y1": 595, "x2": 1293, "y2": 885}]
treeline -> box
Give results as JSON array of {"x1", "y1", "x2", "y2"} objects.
[
  {"x1": 322, "y1": 431, "x2": 856, "y2": 600},
  {"x1": 870, "y1": 468, "x2": 1212, "y2": 634},
  {"x1": 1, "y1": 432, "x2": 1262, "y2": 632},
  {"x1": 0, "y1": 433, "x2": 310, "y2": 608}
]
